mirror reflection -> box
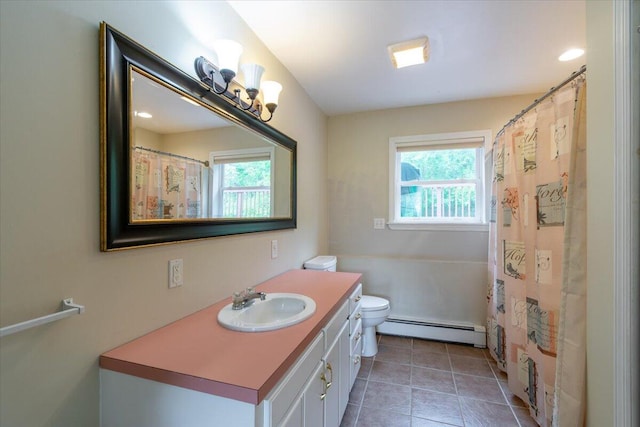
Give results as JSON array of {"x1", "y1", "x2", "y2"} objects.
[{"x1": 130, "y1": 68, "x2": 292, "y2": 222}]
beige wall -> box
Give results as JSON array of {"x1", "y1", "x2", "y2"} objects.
[
  {"x1": 134, "y1": 128, "x2": 163, "y2": 151},
  {"x1": 160, "y1": 125, "x2": 278, "y2": 158},
  {"x1": 0, "y1": 2, "x2": 327, "y2": 426},
  {"x1": 327, "y1": 95, "x2": 538, "y2": 325}
]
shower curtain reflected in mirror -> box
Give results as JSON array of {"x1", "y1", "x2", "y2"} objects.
[
  {"x1": 131, "y1": 147, "x2": 210, "y2": 220},
  {"x1": 487, "y1": 77, "x2": 587, "y2": 426}
]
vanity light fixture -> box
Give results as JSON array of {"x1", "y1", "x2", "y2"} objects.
[
  {"x1": 194, "y1": 40, "x2": 282, "y2": 123},
  {"x1": 388, "y1": 37, "x2": 430, "y2": 69},
  {"x1": 558, "y1": 48, "x2": 584, "y2": 62}
]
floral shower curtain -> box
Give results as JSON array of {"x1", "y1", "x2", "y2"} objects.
[
  {"x1": 487, "y1": 76, "x2": 587, "y2": 426},
  {"x1": 131, "y1": 148, "x2": 209, "y2": 220}
]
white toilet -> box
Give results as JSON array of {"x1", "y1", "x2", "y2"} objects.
[{"x1": 303, "y1": 256, "x2": 390, "y2": 357}]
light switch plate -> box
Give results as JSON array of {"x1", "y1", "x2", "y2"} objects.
[
  {"x1": 271, "y1": 240, "x2": 278, "y2": 259},
  {"x1": 169, "y1": 259, "x2": 183, "y2": 288},
  {"x1": 373, "y1": 218, "x2": 386, "y2": 229}
]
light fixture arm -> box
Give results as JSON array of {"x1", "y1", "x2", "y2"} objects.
[
  {"x1": 194, "y1": 56, "x2": 233, "y2": 95},
  {"x1": 261, "y1": 103, "x2": 277, "y2": 123},
  {"x1": 194, "y1": 55, "x2": 279, "y2": 124},
  {"x1": 234, "y1": 88, "x2": 259, "y2": 111},
  {"x1": 243, "y1": 99, "x2": 275, "y2": 123},
  {"x1": 209, "y1": 70, "x2": 231, "y2": 95},
  {"x1": 238, "y1": 92, "x2": 274, "y2": 122}
]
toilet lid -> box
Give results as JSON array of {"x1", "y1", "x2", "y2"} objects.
[{"x1": 361, "y1": 295, "x2": 389, "y2": 311}]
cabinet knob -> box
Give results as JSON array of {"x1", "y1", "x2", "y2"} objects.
[
  {"x1": 355, "y1": 331, "x2": 362, "y2": 342},
  {"x1": 326, "y1": 363, "x2": 333, "y2": 389},
  {"x1": 354, "y1": 355, "x2": 361, "y2": 365},
  {"x1": 355, "y1": 295, "x2": 361, "y2": 302},
  {"x1": 355, "y1": 312, "x2": 361, "y2": 320}
]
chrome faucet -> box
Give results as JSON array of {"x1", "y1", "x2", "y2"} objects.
[{"x1": 231, "y1": 287, "x2": 267, "y2": 310}]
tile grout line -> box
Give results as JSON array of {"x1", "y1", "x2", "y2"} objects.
[
  {"x1": 446, "y1": 342, "x2": 467, "y2": 426},
  {"x1": 353, "y1": 375, "x2": 369, "y2": 427},
  {"x1": 486, "y1": 343, "x2": 526, "y2": 427},
  {"x1": 355, "y1": 335, "x2": 381, "y2": 425}
]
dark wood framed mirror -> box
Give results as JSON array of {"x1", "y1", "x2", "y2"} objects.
[{"x1": 100, "y1": 23, "x2": 297, "y2": 251}]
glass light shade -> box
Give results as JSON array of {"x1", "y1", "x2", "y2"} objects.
[
  {"x1": 212, "y1": 40, "x2": 243, "y2": 73},
  {"x1": 241, "y1": 63, "x2": 265, "y2": 90},
  {"x1": 261, "y1": 81, "x2": 282, "y2": 106}
]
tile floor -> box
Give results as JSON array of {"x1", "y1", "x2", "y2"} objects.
[{"x1": 340, "y1": 335, "x2": 538, "y2": 427}]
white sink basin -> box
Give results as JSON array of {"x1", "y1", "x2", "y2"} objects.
[{"x1": 217, "y1": 293, "x2": 316, "y2": 332}]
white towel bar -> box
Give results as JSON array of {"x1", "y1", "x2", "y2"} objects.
[{"x1": 0, "y1": 298, "x2": 85, "y2": 338}]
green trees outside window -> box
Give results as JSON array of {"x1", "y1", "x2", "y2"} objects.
[
  {"x1": 221, "y1": 159, "x2": 271, "y2": 217},
  {"x1": 400, "y1": 148, "x2": 477, "y2": 219}
]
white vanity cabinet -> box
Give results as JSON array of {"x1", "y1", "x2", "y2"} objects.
[
  {"x1": 101, "y1": 293, "x2": 357, "y2": 427},
  {"x1": 100, "y1": 271, "x2": 365, "y2": 427},
  {"x1": 263, "y1": 333, "x2": 325, "y2": 426},
  {"x1": 278, "y1": 284, "x2": 362, "y2": 427},
  {"x1": 272, "y1": 300, "x2": 350, "y2": 427}
]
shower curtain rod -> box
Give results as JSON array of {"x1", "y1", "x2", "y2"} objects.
[
  {"x1": 496, "y1": 65, "x2": 586, "y2": 137},
  {"x1": 133, "y1": 146, "x2": 210, "y2": 167}
]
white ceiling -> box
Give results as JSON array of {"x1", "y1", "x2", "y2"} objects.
[
  {"x1": 228, "y1": 0, "x2": 586, "y2": 116},
  {"x1": 132, "y1": 69, "x2": 230, "y2": 134}
]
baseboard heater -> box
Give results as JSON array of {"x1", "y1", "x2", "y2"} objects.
[{"x1": 377, "y1": 316, "x2": 486, "y2": 348}]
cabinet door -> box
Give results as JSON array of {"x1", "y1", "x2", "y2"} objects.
[
  {"x1": 338, "y1": 319, "x2": 351, "y2": 420},
  {"x1": 279, "y1": 394, "x2": 303, "y2": 427},
  {"x1": 302, "y1": 362, "x2": 325, "y2": 427},
  {"x1": 323, "y1": 321, "x2": 349, "y2": 427},
  {"x1": 265, "y1": 333, "x2": 324, "y2": 426},
  {"x1": 350, "y1": 336, "x2": 363, "y2": 390},
  {"x1": 349, "y1": 319, "x2": 363, "y2": 389}
]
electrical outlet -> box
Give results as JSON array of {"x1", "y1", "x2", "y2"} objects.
[
  {"x1": 271, "y1": 240, "x2": 278, "y2": 259},
  {"x1": 373, "y1": 218, "x2": 386, "y2": 229},
  {"x1": 169, "y1": 259, "x2": 183, "y2": 288}
]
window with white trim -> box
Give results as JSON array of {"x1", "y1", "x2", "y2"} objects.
[
  {"x1": 209, "y1": 148, "x2": 274, "y2": 218},
  {"x1": 388, "y1": 130, "x2": 490, "y2": 229}
]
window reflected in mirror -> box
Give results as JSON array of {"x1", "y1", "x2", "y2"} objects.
[
  {"x1": 129, "y1": 68, "x2": 291, "y2": 222},
  {"x1": 210, "y1": 148, "x2": 273, "y2": 218}
]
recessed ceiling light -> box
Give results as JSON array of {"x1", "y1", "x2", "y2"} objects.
[
  {"x1": 134, "y1": 111, "x2": 153, "y2": 119},
  {"x1": 558, "y1": 48, "x2": 584, "y2": 62},
  {"x1": 388, "y1": 37, "x2": 430, "y2": 69}
]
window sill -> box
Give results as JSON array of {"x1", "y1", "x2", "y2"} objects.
[{"x1": 387, "y1": 222, "x2": 489, "y2": 232}]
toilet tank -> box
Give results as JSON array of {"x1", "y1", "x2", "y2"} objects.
[{"x1": 304, "y1": 256, "x2": 337, "y2": 272}]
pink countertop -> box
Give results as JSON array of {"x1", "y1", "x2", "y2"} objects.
[{"x1": 100, "y1": 269, "x2": 361, "y2": 405}]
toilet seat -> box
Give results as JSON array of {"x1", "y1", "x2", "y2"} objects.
[{"x1": 361, "y1": 295, "x2": 389, "y2": 312}]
